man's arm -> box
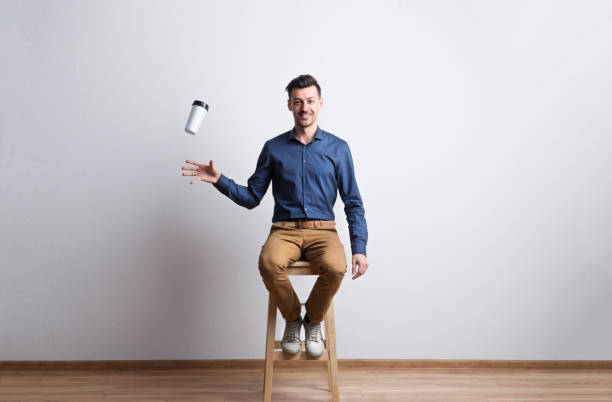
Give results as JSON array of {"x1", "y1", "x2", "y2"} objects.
[
  {"x1": 337, "y1": 140, "x2": 368, "y2": 257},
  {"x1": 212, "y1": 141, "x2": 273, "y2": 209}
]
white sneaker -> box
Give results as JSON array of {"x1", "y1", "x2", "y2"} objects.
[
  {"x1": 281, "y1": 315, "x2": 302, "y2": 355},
  {"x1": 303, "y1": 317, "x2": 324, "y2": 357}
]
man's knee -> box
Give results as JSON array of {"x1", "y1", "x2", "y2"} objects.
[
  {"x1": 320, "y1": 252, "x2": 347, "y2": 279},
  {"x1": 258, "y1": 247, "x2": 285, "y2": 277}
]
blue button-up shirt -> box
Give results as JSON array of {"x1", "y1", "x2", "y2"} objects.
[{"x1": 213, "y1": 126, "x2": 368, "y2": 256}]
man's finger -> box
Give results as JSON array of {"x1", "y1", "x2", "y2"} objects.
[
  {"x1": 182, "y1": 166, "x2": 197, "y2": 171},
  {"x1": 352, "y1": 260, "x2": 357, "y2": 275},
  {"x1": 190, "y1": 177, "x2": 202, "y2": 185},
  {"x1": 186, "y1": 160, "x2": 203, "y2": 167}
]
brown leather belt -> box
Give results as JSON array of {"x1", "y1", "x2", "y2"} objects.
[{"x1": 274, "y1": 219, "x2": 336, "y2": 229}]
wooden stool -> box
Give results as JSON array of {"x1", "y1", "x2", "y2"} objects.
[{"x1": 263, "y1": 260, "x2": 340, "y2": 402}]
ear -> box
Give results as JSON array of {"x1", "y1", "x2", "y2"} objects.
[
  {"x1": 319, "y1": 97, "x2": 324, "y2": 109},
  {"x1": 287, "y1": 98, "x2": 292, "y2": 111}
]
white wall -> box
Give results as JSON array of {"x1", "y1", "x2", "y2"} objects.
[{"x1": 1, "y1": 0, "x2": 611, "y2": 360}]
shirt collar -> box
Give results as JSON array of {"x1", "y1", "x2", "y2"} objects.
[{"x1": 288, "y1": 126, "x2": 325, "y2": 142}]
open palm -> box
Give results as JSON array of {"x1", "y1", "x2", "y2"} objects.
[{"x1": 182, "y1": 159, "x2": 220, "y2": 185}]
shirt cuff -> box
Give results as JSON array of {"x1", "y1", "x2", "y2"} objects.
[
  {"x1": 212, "y1": 174, "x2": 230, "y2": 193},
  {"x1": 351, "y1": 244, "x2": 367, "y2": 256}
]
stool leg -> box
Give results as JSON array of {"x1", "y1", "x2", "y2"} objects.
[
  {"x1": 324, "y1": 300, "x2": 339, "y2": 402},
  {"x1": 264, "y1": 293, "x2": 277, "y2": 402}
]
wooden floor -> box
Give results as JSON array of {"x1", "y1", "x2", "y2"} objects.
[{"x1": 1, "y1": 362, "x2": 611, "y2": 401}]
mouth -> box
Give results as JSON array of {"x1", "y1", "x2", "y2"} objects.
[{"x1": 299, "y1": 113, "x2": 311, "y2": 119}]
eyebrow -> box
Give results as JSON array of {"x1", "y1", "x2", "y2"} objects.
[{"x1": 292, "y1": 97, "x2": 316, "y2": 101}]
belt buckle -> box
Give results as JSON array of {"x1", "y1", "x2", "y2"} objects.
[{"x1": 297, "y1": 219, "x2": 302, "y2": 229}]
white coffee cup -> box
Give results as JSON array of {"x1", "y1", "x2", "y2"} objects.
[{"x1": 185, "y1": 100, "x2": 209, "y2": 135}]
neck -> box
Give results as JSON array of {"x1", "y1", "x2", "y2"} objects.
[{"x1": 293, "y1": 123, "x2": 317, "y2": 142}]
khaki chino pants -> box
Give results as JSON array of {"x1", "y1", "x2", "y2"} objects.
[{"x1": 258, "y1": 222, "x2": 347, "y2": 324}]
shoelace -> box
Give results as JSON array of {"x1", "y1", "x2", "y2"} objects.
[
  {"x1": 306, "y1": 322, "x2": 322, "y2": 343},
  {"x1": 283, "y1": 321, "x2": 300, "y2": 343}
]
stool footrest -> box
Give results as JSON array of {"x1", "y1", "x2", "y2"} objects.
[
  {"x1": 273, "y1": 340, "x2": 327, "y2": 349},
  {"x1": 273, "y1": 350, "x2": 330, "y2": 361}
]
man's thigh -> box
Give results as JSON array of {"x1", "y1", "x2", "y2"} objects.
[
  {"x1": 302, "y1": 228, "x2": 347, "y2": 275},
  {"x1": 258, "y1": 225, "x2": 303, "y2": 271}
]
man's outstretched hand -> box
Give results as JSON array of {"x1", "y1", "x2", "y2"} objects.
[
  {"x1": 352, "y1": 254, "x2": 369, "y2": 280},
  {"x1": 182, "y1": 160, "x2": 221, "y2": 185}
]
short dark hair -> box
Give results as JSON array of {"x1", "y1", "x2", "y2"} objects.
[{"x1": 285, "y1": 74, "x2": 321, "y2": 99}]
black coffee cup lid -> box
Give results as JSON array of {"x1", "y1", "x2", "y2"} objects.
[{"x1": 192, "y1": 100, "x2": 209, "y2": 110}]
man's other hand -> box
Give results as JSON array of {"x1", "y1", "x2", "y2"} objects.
[
  {"x1": 182, "y1": 160, "x2": 221, "y2": 185},
  {"x1": 351, "y1": 254, "x2": 369, "y2": 280}
]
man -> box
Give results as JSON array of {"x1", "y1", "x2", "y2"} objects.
[{"x1": 181, "y1": 74, "x2": 369, "y2": 357}]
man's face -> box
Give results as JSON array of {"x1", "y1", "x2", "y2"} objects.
[{"x1": 287, "y1": 85, "x2": 323, "y2": 129}]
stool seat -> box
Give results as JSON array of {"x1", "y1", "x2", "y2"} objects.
[{"x1": 263, "y1": 259, "x2": 340, "y2": 402}]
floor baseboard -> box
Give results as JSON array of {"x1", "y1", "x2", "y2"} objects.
[{"x1": 1, "y1": 359, "x2": 611, "y2": 370}]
